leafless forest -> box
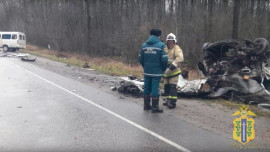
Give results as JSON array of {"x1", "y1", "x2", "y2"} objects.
[{"x1": 0, "y1": 0, "x2": 270, "y2": 66}]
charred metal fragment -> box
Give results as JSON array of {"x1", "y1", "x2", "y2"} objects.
[
  {"x1": 21, "y1": 56, "x2": 37, "y2": 62},
  {"x1": 117, "y1": 77, "x2": 143, "y2": 98}
]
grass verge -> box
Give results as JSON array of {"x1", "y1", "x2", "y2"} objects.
[{"x1": 22, "y1": 45, "x2": 143, "y2": 77}]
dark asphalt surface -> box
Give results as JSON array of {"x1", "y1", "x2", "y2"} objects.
[{"x1": 0, "y1": 58, "x2": 245, "y2": 152}]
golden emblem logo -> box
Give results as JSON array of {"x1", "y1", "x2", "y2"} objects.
[{"x1": 232, "y1": 105, "x2": 256, "y2": 145}]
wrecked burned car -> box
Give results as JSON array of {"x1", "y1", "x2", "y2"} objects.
[{"x1": 197, "y1": 38, "x2": 270, "y2": 104}]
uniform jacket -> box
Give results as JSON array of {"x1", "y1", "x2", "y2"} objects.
[
  {"x1": 139, "y1": 35, "x2": 168, "y2": 77},
  {"x1": 164, "y1": 44, "x2": 184, "y2": 78}
]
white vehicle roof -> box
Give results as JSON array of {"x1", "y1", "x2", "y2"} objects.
[{"x1": 0, "y1": 31, "x2": 25, "y2": 35}]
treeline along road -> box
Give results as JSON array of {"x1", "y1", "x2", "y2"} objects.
[{"x1": 1, "y1": 0, "x2": 270, "y2": 66}]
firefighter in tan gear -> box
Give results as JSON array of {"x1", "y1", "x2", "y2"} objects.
[{"x1": 163, "y1": 33, "x2": 184, "y2": 109}]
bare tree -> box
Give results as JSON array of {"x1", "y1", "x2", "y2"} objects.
[{"x1": 232, "y1": 0, "x2": 241, "y2": 39}]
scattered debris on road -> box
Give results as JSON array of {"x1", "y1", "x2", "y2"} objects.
[
  {"x1": 21, "y1": 56, "x2": 37, "y2": 62},
  {"x1": 117, "y1": 76, "x2": 144, "y2": 98},
  {"x1": 0, "y1": 51, "x2": 37, "y2": 62},
  {"x1": 116, "y1": 74, "x2": 209, "y2": 97}
]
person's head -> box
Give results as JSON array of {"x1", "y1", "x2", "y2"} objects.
[
  {"x1": 166, "y1": 33, "x2": 177, "y2": 49},
  {"x1": 150, "y1": 29, "x2": 162, "y2": 37}
]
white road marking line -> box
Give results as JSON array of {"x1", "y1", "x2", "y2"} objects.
[{"x1": 7, "y1": 59, "x2": 191, "y2": 152}]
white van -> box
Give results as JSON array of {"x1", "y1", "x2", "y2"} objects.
[{"x1": 0, "y1": 32, "x2": 26, "y2": 52}]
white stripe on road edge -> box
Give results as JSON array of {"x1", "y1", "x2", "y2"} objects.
[{"x1": 7, "y1": 60, "x2": 191, "y2": 152}]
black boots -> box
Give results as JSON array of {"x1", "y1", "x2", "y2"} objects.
[
  {"x1": 144, "y1": 95, "x2": 163, "y2": 113},
  {"x1": 167, "y1": 99, "x2": 177, "y2": 109},
  {"x1": 163, "y1": 99, "x2": 169, "y2": 106},
  {"x1": 163, "y1": 99, "x2": 177, "y2": 108},
  {"x1": 143, "y1": 95, "x2": 151, "y2": 110},
  {"x1": 151, "y1": 98, "x2": 163, "y2": 113}
]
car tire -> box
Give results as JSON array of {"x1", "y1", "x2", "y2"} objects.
[
  {"x1": 3, "y1": 45, "x2": 9, "y2": 52},
  {"x1": 254, "y1": 38, "x2": 269, "y2": 55}
]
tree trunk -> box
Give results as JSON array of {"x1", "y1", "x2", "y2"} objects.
[
  {"x1": 85, "y1": 0, "x2": 91, "y2": 50},
  {"x1": 232, "y1": 0, "x2": 240, "y2": 40}
]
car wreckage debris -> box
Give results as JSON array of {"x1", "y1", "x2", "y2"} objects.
[
  {"x1": 197, "y1": 38, "x2": 270, "y2": 106},
  {"x1": 116, "y1": 74, "x2": 207, "y2": 98},
  {"x1": 258, "y1": 103, "x2": 270, "y2": 112},
  {"x1": 117, "y1": 76, "x2": 144, "y2": 98},
  {"x1": 21, "y1": 56, "x2": 37, "y2": 62},
  {"x1": 0, "y1": 51, "x2": 37, "y2": 62}
]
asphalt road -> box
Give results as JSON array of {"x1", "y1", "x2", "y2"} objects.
[{"x1": 0, "y1": 58, "x2": 243, "y2": 152}]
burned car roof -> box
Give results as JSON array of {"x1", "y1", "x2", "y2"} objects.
[
  {"x1": 202, "y1": 39, "x2": 240, "y2": 60},
  {"x1": 203, "y1": 39, "x2": 239, "y2": 51}
]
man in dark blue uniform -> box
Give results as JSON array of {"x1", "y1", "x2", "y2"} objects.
[{"x1": 139, "y1": 29, "x2": 168, "y2": 113}]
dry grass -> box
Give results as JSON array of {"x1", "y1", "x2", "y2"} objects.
[{"x1": 23, "y1": 45, "x2": 143, "y2": 77}]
